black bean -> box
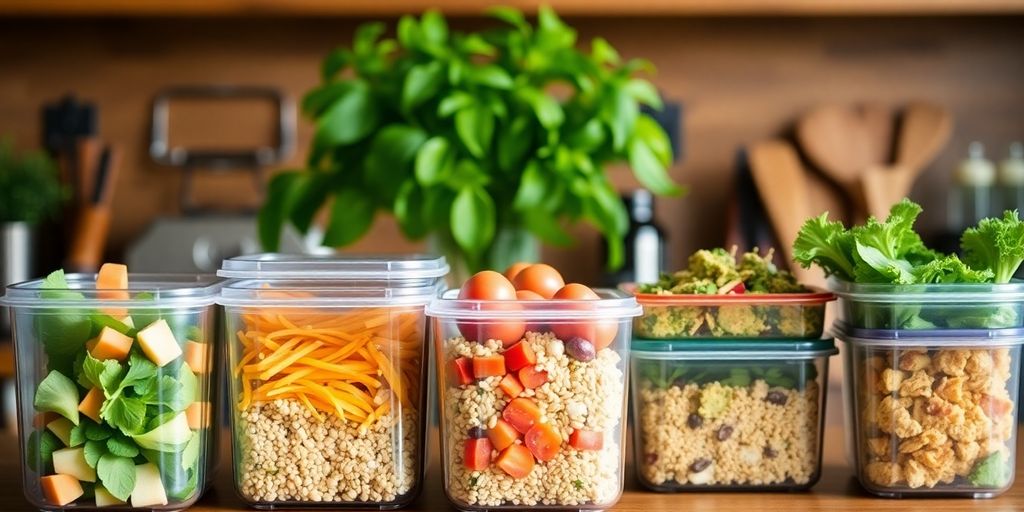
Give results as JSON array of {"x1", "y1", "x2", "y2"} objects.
[
  {"x1": 467, "y1": 426, "x2": 487, "y2": 439},
  {"x1": 689, "y1": 458, "x2": 712, "y2": 473},
  {"x1": 716, "y1": 425, "x2": 734, "y2": 441},
  {"x1": 644, "y1": 453, "x2": 659, "y2": 465},
  {"x1": 763, "y1": 446, "x2": 778, "y2": 459},
  {"x1": 687, "y1": 413, "x2": 703, "y2": 429},
  {"x1": 565, "y1": 337, "x2": 596, "y2": 362},
  {"x1": 765, "y1": 391, "x2": 788, "y2": 405}
]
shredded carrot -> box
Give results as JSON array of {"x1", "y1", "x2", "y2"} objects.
[{"x1": 234, "y1": 300, "x2": 424, "y2": 426}]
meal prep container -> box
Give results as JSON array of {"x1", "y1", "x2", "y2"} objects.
[
  {"x1": 3, "y1": 273, "x2": 219, "y2": 511},
  {"x1": 217, "y1": 254, "x2": 448, "y2": 509},
  {"x1": 838, "y1": 325, "x2": 1022, "y2": 498},
  {"x1": 427, "y1": 290, "x2": 641, "y2": 511},
  {"x1": 831, "y1": 280, "x2": 1024, "y2": 330},
  {"x1": 627, "y1": 286, "x2": 834, "y2": 339},
  {"x1": 631, "y1": 338, "x2": 836, "y2": 491}
]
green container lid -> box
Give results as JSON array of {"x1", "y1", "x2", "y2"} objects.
[{"x1": 631, "y1": 337, "x2": 837, "y2": 360}]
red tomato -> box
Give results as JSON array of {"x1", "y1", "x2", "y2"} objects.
[
  {"x1": 502, "y1": 397, "x2": 542, "y2": 434},
  {"x1": 457, "y1": 271, "x2": 526, "y2": 346},
  {"x1": 464, "y1": 438, "x2": 493, "y2": 470},
  {"x1": 502, "y1": 341, "x2": 536, "y2": 372},
  {"x1": 512, "y1": 264, "x2": 565, "y2": 299},
  {"x1": 459, "y1": 270, "x2": 517, "y2": 300},
  {"x1": 551, "y1": 283, "x2": 619, "y2": 350},
  {"x1": 515, "y1": 289, "x2": 544, "y2": 301},
  {"x1": 503, "y1": 262, "x2": 532, "y2": 282},
  {"x1": 518, "y1": 366, "x2": 548, "y2": 389},
  {"x1": 524, "y1": 423, "x2": 562, "y2": 462},
  {"x1": 568, "y1": 429, "x2": 604, "y2": 451},
  {"x1": 449, "y1": 357, "x2": 474, "y2": 386}
]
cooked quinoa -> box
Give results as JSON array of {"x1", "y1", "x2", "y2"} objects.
[
  {"x1": 238, "y1": 399, "x2": 418, "y2": 503},
  {"x1": 637, "y1": 379, "x2": 821, "y2": 487},
  {"x1": 442, "y1": 332, "x2": 625, "y2": 507},
  {"x1": 635, "y1": 304, "x2": 825, "y2": 339}
]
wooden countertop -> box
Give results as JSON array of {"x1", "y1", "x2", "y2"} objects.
[{"x1": 2, "y1": 410, "x2": 1023, "y2": 510}]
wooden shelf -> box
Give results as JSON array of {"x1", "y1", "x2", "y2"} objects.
[{"x1": 2, "y1": 0, "x2": 1024, "y2": 17}]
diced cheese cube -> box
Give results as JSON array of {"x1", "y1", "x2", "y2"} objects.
[
  {"x1": 130, "y1": 463, "x2": 168, "y2": 508},
  {"x1": 94, "y1": 485, "x2": 127, "y2": 507},
  {"x1": 41, "y1": 474, "x2": 84, "y2": 506},
  {"x1": 46, "y1": 417, "x2": 75, "y2": 446},
  {"x1": 185, "y1": 402, "x2": 211, "y2": 430},
  {"x1": 90, "y1": 327, "x2": 133, "y2": 361},
  {"x1": 118, "y1": 316, "x2": 135, "y2": 328},
  {"x1": 183, "y1": 340, "x2": 210, "y2": 374},
  {"x1": 78, "y1": 387, "x2": 104, "y2": 424},
  {"x1": 136, "y1": 319, "x2": 183, "y2": 367},
  {"x1": 52, "y1": 447, "x2": 96, "y2": 482}
]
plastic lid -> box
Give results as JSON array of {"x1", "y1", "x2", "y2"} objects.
[
  {"x1": 834, "y1": 323, "x2": 1024, "y2": 347},
  {"x1": 631, "y1": 338, "x2": 837, "y2": 360},
  {"x1": 828, "y1": 278, "x2": 1024, "y2": 304},
  {"x1": 2, "y1": 273, "x2": 220, "y2": 309},
  {"x1": 217, "y1": 253, "x2": 449, "y2": 280},
  {"x1": 426, "y1": 289, "x2": 642, "y2": 320},
  {"x1": 623, "y1": 283, "x2": 834, "y2": 306}
]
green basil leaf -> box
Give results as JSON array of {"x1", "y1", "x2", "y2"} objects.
[
  {"x1": 518, "y1": 88, "x2": 564, "y2": 130},
  {"x1": 301, "y1": 82, "x2": 354, "y2": 117},
  {"x1": 394, "y1": 181, "x2": 427, "y2": 239},
  {"x1": 34, "y1": 371, "x2": 80, "y2": 425},
  {"x1": 601, "y1": 84, "x2": 638, "y2": 151},
  {"x1": 258, "y1": 171, "x2": 304, "y2": 251},
  {"x1": 634, "y1": 115, "x2": 673, "y2": 167},
  {"x1": 402, "y1": 62, "x2": 445, "y2": 112},
  {"x1": 567, "y1": 119, "x2": 606, "y2": 154},
  {"x1": 523, "y1": 209, "x2": 574, "y2": 247},
  {"x1": 364, "y1": 125, "x2": 428, "y2": 203},
  {"x1": 79, "y1": 353, "x2": 124, "y2": 395},
  {"x1": 315, "y1": 79, "x2": 378, "y2": 147},
  {"x1": 321, "y1": 48, "x2": 353, "y2": 81},
  {"x1": 446, "y1": 160, "x2": 490, "y2": 189},
  {"x1": 106, "y1": 435, "x2": 140, "y2": 459},
  {"x1": 437, "y1": 92, "x2": 475, "y2": 118},
  {"x1": 627, "y1": 135, "x2": 683, "y2": 196},
  {"x1": 469, "y1": 65, "x2": 514, "y2": 89},
  {"x1": 322, "y1": 188, "x2": 375, "y2": 247},
  {"x1": 96, "y1": 454, "x2": 136, "y2": 502},
  {"x1": 454, "y1": 105, "x2": 494, "y2": 158},
  {"x1": 422, "y1": 186, "x2": 455, "y2": 228},
  {"x1": 415, "y1": 137, "x2": 455, "y2": 186},
  {"x1": 459, "y1": 34, "x2": 496, "y2": 56},
  {"x1": 85, "y1": 420, "x2": 114, "y2": 441},
  {"x1": 451, "y1": 186, "x2": 496, "y2": 254},
  {"x1": 84, "y1": 439, "x2": 106, "y2": 468},
  {"x1": 420, "y1": 9, "x2": 448, "y2": 45},
  {"x1": 591, "y1": 37, "x2": 621, "y2": 65},
  {"x1": 513, "y1": 161, "x2": 548, "y2": 210},
  {"x1": 487, "y1": 6, "x2": 529, "y2": 32},
  {"x1": 101, "y1": 395, "x2": 147, "y2": 436}
]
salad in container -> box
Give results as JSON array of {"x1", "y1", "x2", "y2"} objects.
[
  {"x1": 428, "y1": 264, "x2": 641, "y2": 511},
  {"x1": 628, "y1": 248, "x2": 833, "y2": 339},
  {"x1": 794, "y1": 199, "x2": 1024, "y2": 497},
  {"x1": 3, "y1": 264, "x2": 218, "y2": 510}
]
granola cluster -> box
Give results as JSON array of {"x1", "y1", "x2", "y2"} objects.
[{"x1": 858, "y1": 347, "x2": 1016, "y2": 490}]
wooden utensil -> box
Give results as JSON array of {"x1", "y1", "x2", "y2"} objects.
[
  {"x1": 860, "y1": 103, "x2": 895, "y2": 167},
  {"x1": 748, "y1": 139, "x2": 819, "y2": 284},
  {"x1": 67, "y1": 144, "x2": 121, "y2": 272}
]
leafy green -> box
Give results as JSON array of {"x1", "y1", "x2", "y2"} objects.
[
  {"x1": 34, "y1": 370, "x2": 80, "y2": 425},
  {"x1": 96, "y1": 454, "x2": 136, "y2": 502},
  {"x1": 79, "y1": 353, "x2": 125, "y2": 393},
  {"x1": 84, "y1": 440, "x2": 106, "y2": 468},
  {"x1": 961, "y1": 210, "x2": 1024, "y2": 284},
  {"x1": 106, "y1": 434, "x2": 140, "y2": 459},
  {"x1": 68, "y1": 423, "x2": 86, "y2": 447},
  {"x1": 793, "y1": 213, "x2": 856, "y2": 280},
  {"x1": 36, "y1": 270, "x2": 92, "y2": 362},
  {"x1": 84, "y1": 420, "x2": 114, "y2": 441},
  {"x1": 26, "y1": 430, "x2": 62, "y2": 473},
  {"x1": 969, "y1": 451, "x2": 1012, "y2": 488},
  {"x1": 258, "y1": 7, "x2": 684, "y2": 271},
  {"x1": 0, "y1": 138, "x2": 66, "y2": 223}
]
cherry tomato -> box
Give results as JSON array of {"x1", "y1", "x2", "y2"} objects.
[
  {"x1": 457, "y1": 271, "x2": 525, "y2": 346},
  {"x1": 458, "y1": 271, "x2": 517, "y2": 300},
  {"x1": 551, "y1": 283, "x2": 619, "y2": 350},
  {"x1": 515, "y1": 289, "x2": 544, "y2": 301},
  {"x1": 503, "y1": 262, "x2": 532, "y2": 282},
  {"x1": 512, "y1": 264, "x2": 565, "y2": 299}
]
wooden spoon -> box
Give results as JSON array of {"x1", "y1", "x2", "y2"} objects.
[
  {"x1": 749, "y1": 139, "x2": 819, "y2": 284},
  {"x1": 860, "y1": 103, "x2": 895, "y2": 167}
]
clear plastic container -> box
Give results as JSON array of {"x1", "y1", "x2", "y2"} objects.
[
  {"x1": 838, "y1": 326, "x2": 1022, "y2": 498},
  {"x1": 631, "y1": 338, "x2": 836, "y2": 491},
  {"x1": 831, "y1": 279, "x2": 1024, "y2": 330},
  {"x1": 626, "y1": 284, "x2": 834, "y2": 339},
  {"x1": 427, "y1": 289, "x2": 641, "y2": 511},
  {"x1": 3, "y1": 273, "x2": 220, "y2": 511},
  {"x1": 217, "y1": 253, "x2": 448, "y2": 509}
]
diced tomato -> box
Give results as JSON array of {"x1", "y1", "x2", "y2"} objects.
[
  {"x1": 518, "y1": 366, "x2": 548, "y2": 389},
  {"x1": 503, "y1": 397, "x2": 542, "y2": 434},
  {"x1": 568, "y1": 429, "x2": 604, "y2": 451},
  {"x1": 524, "y1": 423, "x2": 562, "y2": 462},
  {"x1": 472, "y1": 355, "x2": 506, "y2": 378},
  {"x1": 495, "y1": 445, "x2": 535, "y2": 479},
  {"x1": 450, "y1": 357, "x2": 474, "y2": 386},
  {"x1": 498, "y1": 373, "x2": 524, "y2": 398},
  {"x1": 503, "y1": 341, "x2": 536, "y2": 372},
  {"x1": 488, "y1": 419, "x2": 520, "y2": 451},
  {"x1": 464, "y1": 438, "x2": 493, "y2": 471}
]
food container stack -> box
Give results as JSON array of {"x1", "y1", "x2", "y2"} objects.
[
  {"x1": 428, "y1": 272, "x2": 641, "y2": 511},
  {"x1": 217, "y1": 254, "x2": 448, "y2": 509},
  {"x1": 4, "y1": 266, "x2": 219, "y2": 511},
  {"x1": 627, "y1": 248, "x2": 838, "y2": 491},
  {"x1": 834, "y1": 283, "x2": 1024, "y2": 498}
]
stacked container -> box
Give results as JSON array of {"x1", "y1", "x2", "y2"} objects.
[
  {"x1": 217, "y1": 254, "x2": 448, "y2": 509},
  {"x1": 834, "y1": 280, "x2": 1024, "y2": 498},
  {"x1": 3, "y1": 273, "x2": 220, "y2": 511},
  {"x1": 628, "y1": 288, "x2": 838, "y2": 491},
  {"x1": 428, "y1": 289, "x2": 641, "y2": 511}
]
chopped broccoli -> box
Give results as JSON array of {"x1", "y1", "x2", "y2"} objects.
[{"x1": 969, "y1": 451, "x2": 1012, "y2": 488}]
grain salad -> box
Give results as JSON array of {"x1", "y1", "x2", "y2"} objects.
[{"x1": 442, "y1": 332, "x2": 626, "y2": 507}]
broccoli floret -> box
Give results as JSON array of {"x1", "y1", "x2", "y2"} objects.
[
  {"x1": 709, "y1": 305, "x2": 768, "y2": 337},
  {"x1": 688, "y1": 248, "x2": 741, "y2": 286},
  {"x1": 638, "y1": 306, "x2": 706, "y2": 337}
]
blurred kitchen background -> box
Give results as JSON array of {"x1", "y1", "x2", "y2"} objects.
[{"x1": 2, "y1": 2, "x2": 1024, "y2": 412}]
